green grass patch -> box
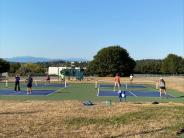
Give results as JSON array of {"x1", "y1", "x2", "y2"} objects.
[
  {"x1": 65, "y1": 106, "x2": 184, "y2": 127},
  {"x1": 64, "y1": 105, "x2": 184, "y2": 137}
]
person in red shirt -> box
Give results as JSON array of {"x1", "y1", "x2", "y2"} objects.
[
  {"x1": 46, "y1": 75, "x2": 50, "y2": 84},
  {"x1": 114, "y1": 73, "x2": 121, "y2": 91}
]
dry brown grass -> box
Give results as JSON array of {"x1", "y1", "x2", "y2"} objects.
[{"x1": 0, "y1": 100, "x2": 184, "y2": 138}]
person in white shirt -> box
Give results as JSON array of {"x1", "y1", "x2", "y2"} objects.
[
  {"x1": 159, "y1": 77, "x2": 167, "y2": 97},
  {"x1": 129, "y1": 74, "x2": 133, "y2": 84}
]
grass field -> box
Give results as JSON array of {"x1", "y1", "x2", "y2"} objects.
[
  {"x1": 0, "y1": 101, "x2": 184, "y2": 138},
  {"x1": 0, "y1": 77, "x2": 184, "y2": 137}
]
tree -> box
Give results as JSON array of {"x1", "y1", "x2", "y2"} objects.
[
  {"x1": 17, "y1": 63, "x2": 45, "y2": 75},
  {"x1": 134, "y1": 59, "x2": 162, "y2": 74},
  {"x1": 0, "y1": 58, "x2": 10, "y2": 73},
  {"x1": 161, "y1": 54, "x2": 183, "y2": 74},
  {"x1": 9, "y1": 62, "x2": 21, "y2": 73},
  {"x1": 178, "y1": 58, "x2": 184, "y2": 74},
  {"x1": 87, "y1": 46, "x2": 136, "y2": 76}
]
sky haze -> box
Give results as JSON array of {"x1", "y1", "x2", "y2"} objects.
[{"x1": 0, "y1": 0, "x2": 183, "y2": 60}]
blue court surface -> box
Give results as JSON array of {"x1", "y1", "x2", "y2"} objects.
[
  {"x1": 98, "y1": 90, "x2": 175, "y2": 98},
  {"x1": 98, "y1": 84, "x2": 146, "y2": 88},
  {"x1": 32, "y1": 83, "x2": 68, "y2": 87},
  {"x1": 0, "y1": 89, "x2": 56, "y2": 96}
]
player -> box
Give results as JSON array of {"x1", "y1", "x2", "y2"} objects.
[
  {"x1": 46, "y1": 75, "x2": 50, "y2": 84},
  {"x1": 118, "y1": 90, "x2": 126, "y2": 102},
  {"x1": 26, "y1": 75, "x2": 33, "y2": 95},
  {"x1": 14, "y1": 74, "x2": 21, "y2": 92},
  {"x1": 159, "y1": 77, "x2": 167, "y2": 97},
  {"x1": 60, "y1": 74, "x2": 65, "y2": 81},
  {"x1": 114, "y1": 73, "x2": 121, "y2": 91},
  {"x1": 129, "y1": 74, "x2": 134, "y2": 84}
]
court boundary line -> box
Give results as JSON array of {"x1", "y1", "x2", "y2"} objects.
[
  {"x1": 46, "y1": 89, "x2": 59, "y2": 96},
  {"x1": 0, "y1": 82, "x2": 70, "y2": 96},
  {"x1": 97, "y1": 83, "x2": 146, "y2": 89},
  {"x1": 146, "y1": 90, "x2": 177, "y2": 98},
  {"x1": 167, "y1": 93, "x2": 176, "y2": 98},
  {"x1": 0, "y1": 86, "x2": 67, "y2": 96},
  {"x1": 46, "y1": 85, "x2": 69, "y2": 96},
  {"x1": 97, "y1": 90, "x2": 119, "y2": 97},
  {"x1": 0, "y1": 89, "x2": 56, "y2": 96},
  {"x1": 127, "y1": 90, "x2": 138, "y2": 97},
  {"x1": 96, "y1": 89, "x2": 178, "y2": 98},
  {"x1": 155, "y1": 91, "x2": 176, "y2": 98},
  {"x1": 97, "y1": 90, "x2": 138, "y2": 97}
]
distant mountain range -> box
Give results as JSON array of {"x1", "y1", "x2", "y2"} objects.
[{"x1": 4, "y1": 56, "x2": 88, "y2": 63}]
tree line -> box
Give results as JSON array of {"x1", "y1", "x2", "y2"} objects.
[
  {"x1": 0, "y1": 59, "x2": 88, "y2": 76},
  {"x1": 135, "y1": 54, "x2": 184, "y2": 74},
  {"x1": 0, "y1": 46, "x2": 184, "y2": 76},
  {"x1": 86, "y1": 46, "x2": 184, "y2": 76}
]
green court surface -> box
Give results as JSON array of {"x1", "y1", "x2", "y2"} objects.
[{"x1": 0, "y1": 82, "x2": 184, "y2": 103}]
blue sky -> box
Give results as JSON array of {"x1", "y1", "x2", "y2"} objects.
[{"x1": 0, "y1": 0, "x2": 183, "y2": 60}]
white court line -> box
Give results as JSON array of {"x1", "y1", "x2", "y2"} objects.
[
  {"x1": 156, "y1": 91, "x2": 176, "y2": 98},
  {"x1": 46, "y1": 89, "x2": 60, "y2": 96},
  {"x1": 97, "y1": 88, "x2": 100, "y2": 96},
  {"x1": 167, "y1": 93, "x2": 176, "y2": 98},
  {"x1": 46, "y1": 85, "x2": 69, "y2": 96},
  {"x1": 127, "y1": 90, "x2": 138, "y2": 97},
  {"x1": 163, "y1": 91, "x2": 176, "y2": 98}
]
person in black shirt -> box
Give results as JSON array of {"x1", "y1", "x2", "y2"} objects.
[
  {"x1": 26, "y1": 75, "x2": 33, "y2": 95},
  {"x1": 14, "y1": 74, "x2": 20, "y2": 92}
]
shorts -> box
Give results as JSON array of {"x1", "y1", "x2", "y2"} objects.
[
  {"x1": 114, "y1": 82, "x2": 121, "y2": 87},
  {"x1": 27, "y1": 83, "x2": 32, "y2": 88},
  {"x1": 160, "y1": 86, "x2": 165, "y2": 90}
]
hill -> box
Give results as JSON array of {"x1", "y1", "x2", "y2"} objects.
[{"x1": 4, "y1": 56, "x2": 88, "y2": 63}]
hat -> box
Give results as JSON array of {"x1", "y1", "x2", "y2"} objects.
[{"x1": 118, "y1": 90, "x2": 122, "y2": 94}]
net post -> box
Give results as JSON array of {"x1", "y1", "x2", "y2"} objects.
[
  {"x1": 155, "y1": 81, "x2": 158, "y2": 90},
  {"x1": 65, "y1": 80, "x2": 67, "y2": 88},
  {"x1": 125, "y1": 81, "x2": 127, "y2": 89},
  {"x1": 5, "y1": 79, "x2": 8, "y2": 87},
  {"x1": 95, "y1": 81, "x2": 98, "y2": 88},
  {"x1": 35, "y1": 80, "x2": 38, "y2": 86}
]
